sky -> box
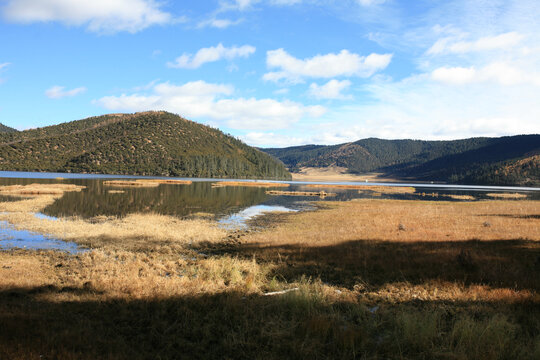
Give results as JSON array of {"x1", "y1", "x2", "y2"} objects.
[{"x1": 0, "y1": 0, "x2": 539, "y2": 147}]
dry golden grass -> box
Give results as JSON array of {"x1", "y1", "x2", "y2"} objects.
[
  {"x1": 147, "y1": 179, "x2": 193, "y2": 185},
  {"x1": 243, "y1": 199, "x2": 540, "y2": 247},
  {"x1": 107, "y1": 190, "x2": 125, "y2": 194},
  {"x1": 0, "y1": 186, "x2": 225, "y2": 252},
  {"x1": 1, "y1": 184, "x2": 539, "y2": 359},
  {"x1": 444, "y1": 194, "x2": 476, "y2": 200},
  {"x1": 211, "y1": 181, "x2": 290, "y2": 188},
  {"x1": 291, "y1": 166, "x2": 399, "y2": 182},
  {"x1": 266, "y1": 190, "x2": 336, "y2": 198},
  {"x1": 104, "y1": 179, "x2": 192, "y2": 188},
  {"x1": 306, "y1": 184, "x2": 416, "y2": 194},
  {"x1": 103, "y1": 180, "x2": 160, "y2": 187},
  {"x1": 0, "y1": 183, "x2": 85, "y2": 195},
  {"x1": 487, "y1": 192, "x2": 528, "y2": 199}
]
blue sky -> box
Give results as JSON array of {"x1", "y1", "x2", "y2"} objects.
[{"x1": 0, "y1": 0, "x2": 539, "y2": 147}]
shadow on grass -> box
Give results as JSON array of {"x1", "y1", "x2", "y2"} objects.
[
  {"x1": 213, "y1": 238, "x2": 540, "y2": 291},
  {"x1": 1, "y1": 284, "x2": 539, "y2": 360}
]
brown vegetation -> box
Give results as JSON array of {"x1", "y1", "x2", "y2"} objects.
[
  {"x1": 0, "y1": 183, "x2": 85, "y2": 196},
  {"x1": 103, "y1": 179, "x2": 193, "y2": 188},
  {"x1": 487, "y1": 192, "x2": 529, "y2": 199},
  {"x1": 444, "y1": 194, "x2": 476, "y2": 200},
  {"x1": 212, "y1": 181, "x2": 290, "y2": 188},
  {"x1": 266, "y1": 190, "x2": 336, "y2": 198},
  {"x1": 306, "y1": 183, "x2": 416, "y2": 194},
  {"x1": 0, "y1": 184, "x2": 539, "y2": 359}
]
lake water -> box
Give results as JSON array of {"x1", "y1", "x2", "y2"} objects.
[{"x1": 1, "y1": 171, "x2": 539, "y2": 252}]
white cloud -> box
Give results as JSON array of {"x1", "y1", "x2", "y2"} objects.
[
  {"x1": 431, "y1": 62, "x2": 540, "y2": 86},
  {"x1": 427, "y1": 32, "x2": 525, "y2": 55},
  {"x1": 270, "y1": 0, "x2": 302, "y2": 5},
  {"x1": 0, "y1": 63, "x2": 10, "y2": 70},
  {"x1": 309, "y1": 79, "x2": 352, "y2": 99},
  {"x1": 45, "y1": 85, "x2": 87, "y2": 99},
  {"x1": 96, "y1": 80, "x2": 325, "y2": 130},
  {"x1": 357, "y1": 0, "x2": 387, "y2": 6},
  {"x1": 197, "y1": 17, "x2": 242, "y2": 29},
  {"x1": 264, "y1": 48, "x2": 392, "y2": 82},
  {"x1": 167, "y1": 43, "x2": 256, "y2": 69},
  {"x1": 2, "y1": 0, "x2": 175, "y2": 33}
]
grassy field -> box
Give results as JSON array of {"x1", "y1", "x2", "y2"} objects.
[{"x1": 0, "y1": 184, "x2": 539, "y2": 359}]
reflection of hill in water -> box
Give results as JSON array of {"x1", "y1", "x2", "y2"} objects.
[{"x1": 43, "y1": 181, "x2": 270, "y2": 218}]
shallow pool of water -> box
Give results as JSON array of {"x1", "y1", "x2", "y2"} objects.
[
  {"x1": 219, "y1": 205, "x2": 298, "y2": 230},
  {"x1": 0, "y1": 221, "x2": 84, "y2": 254}
]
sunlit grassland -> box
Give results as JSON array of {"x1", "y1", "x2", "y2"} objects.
[{"x1": 0, "y1": 184, "x2": 539, "y2": 359}]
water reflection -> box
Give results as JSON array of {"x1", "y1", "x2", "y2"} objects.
[
  {"x1": 0, "y1": 172, "x2": 537, "y2": 222},
  {"x1": 0, "y1": 221, "x2": 84, "y2": 254},
  {"x1": 219, "y1": 205, "x2": 298, "y2": 230}
]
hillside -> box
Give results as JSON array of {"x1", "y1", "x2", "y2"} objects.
[
  {"x1": 262, "y1": 136, "x2": 540, "y2": 186},
  {"x1": 0, "y1": 112, "x2": 292, "y2": 180},
  {"x1": 0, "y1": 123, "x2": 17, "y2": 133}
]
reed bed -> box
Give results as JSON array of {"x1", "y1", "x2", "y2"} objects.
[
  {"x1": 305, "y1": 184, "x2": 416, "y2": 194},
  {"x1": 0, "y1": 183, "x2": 85, "y2": 195},
  {"x1": 211, "y1": 181, "x2": 290, "y2": 188},
  {"x1": 487, "y1": 192, "x2": 528, "y2": 199},
  {"x1": 266, "y1": 190, "x2": 336, "y2": 198},
  {"x1": 103, "y1": 180, "x2": 160, "y2": 187},
  {"x1": 149, "y1": 179, "x2": 193, "y2": 185},
  {"x1": 103, "y1": 179, "x2": 192, "y2": 188},
  {"x1": 444, "y1": 194, "x2": 476, "y2": 200}
]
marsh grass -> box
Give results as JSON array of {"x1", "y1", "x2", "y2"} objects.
[
  {"x1": 266, "y1": 190, "x2": 337, "y2": 198},
  {"x1": 211, "y1": 181, "x2": 290, "y2": 188},
  {"x1": 0, "y1": 185, "x2": 539, "y2": 359},
  {"x1": 445, "y1": 194, "x2": 476, "y2": 200},
  {"x1": 487, "y1": 192, "x2": 528, "y2": 199},
  {"x1": 0, "y1": 183, "x2": 85, "y2": 195},
  {"x1": 306, "y1": 184, "x2": 416, "y2": 194}
]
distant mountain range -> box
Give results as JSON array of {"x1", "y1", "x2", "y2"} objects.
[
  {"x1": 262, "y1": 136, "x2": 540, "y2": 186},
  {"x1": 0, "y1": 112, "x2": 291, "y2": 180}
]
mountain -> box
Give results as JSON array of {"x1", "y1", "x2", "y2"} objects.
[
  {"x1": 0, "y1": 123, "x2": 17, "y2": 133},
  {"x1": 0, "y1": 111, "x2": 291, "y2": 180},
  {"x1": 262, "y1": 136, "x2": 540, "y2": 186}
]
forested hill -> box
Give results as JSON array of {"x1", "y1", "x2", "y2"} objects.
[
  {"x1": 262, "y1": 136, "x2": 540, "y2": 186},
  {"x1": 0, "y1": 112, "x2": 292, "y2": 180},
  {"x1": 0, "y1": 123, "x2": 17, "y2": 133}
]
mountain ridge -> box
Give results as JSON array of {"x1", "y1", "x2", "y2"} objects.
[
  {"x1": 261, "y1": 135, "x2": 540, "y2": 186},
  {"x1": 0, "y1": 123, "x2": 17, "y2": 133},
  {"x1": 0, "y1": 111, "x2": 292, "y2": 180}
]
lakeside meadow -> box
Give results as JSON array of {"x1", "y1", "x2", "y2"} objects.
[{"x1": 0, "y1": 182, "x2": 539, "y2": 359}]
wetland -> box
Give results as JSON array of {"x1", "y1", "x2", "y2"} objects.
[{"x1": 0, "y1": 171, "x2": 539, "y2": 359}]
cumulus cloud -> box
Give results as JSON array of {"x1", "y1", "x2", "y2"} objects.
[
  {"x1": 1, "y1": 0, "x2": 175, "y2": 33},
  {"x1": 45, "y1": 85, "x2": 87, "y2": 99},
  {"x1": 427, "y1": 32, "x2": 525, "y2": 55},
  {"x1": 95, "y1": 80, "x2": 325, "y2": 130},
  {"x1": 167, "y1": 43, "x2": 256, "y2": 69},
  {"x1": 309, "y1": 79, "x2": 352, "y2": 99},
  {"x1": 263, "y1": 49, "x2": 392, "y2": 82},
  {"x1": 431, "y1": 62, "x2": 540, "y2": 86}
]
